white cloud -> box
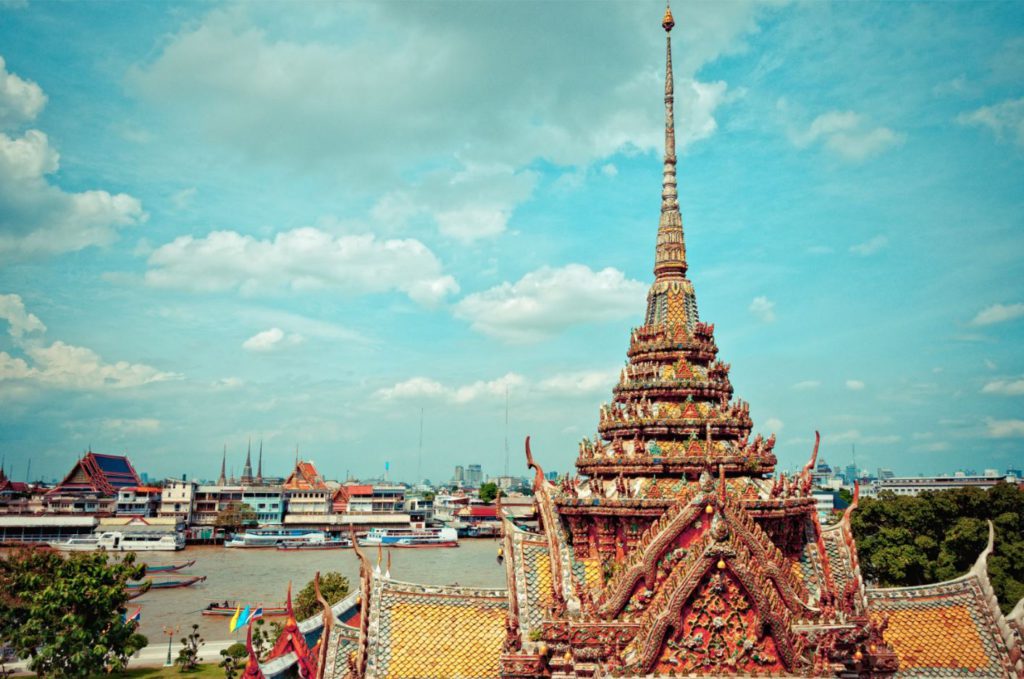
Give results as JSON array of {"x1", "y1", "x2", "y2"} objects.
[
  {"x1": 748, "y1": 296, "x2": 776, "y2": 323},
  {"x1": 984, "y1": 359, "x2": 997, "y2": 370},
  {"x1": 0, "y1": 129, "x2": 146, "y2": 259},
  {"x1": 912, "y1": 441, "x2": 950, "y2": 453},
  {"x1": 145, "y1": 227, "x2": 458, "y2": 306},
  {"x1": 981, "y1": 378, "x2": 1024, "y2": 396},
  {"x1": 375, "y1": 372, "x2": 525, "y2": 404},
  {"x1": 986, "y1": 418, "x2": 1024, "y2": 438},
  {"x1": 454, "y1": 264, "x2": 644, "y2": 342},
  {"x1": 790, "y1": 109, "x2": 904, "y2": 161},
  {"x1": 127, "y1": 4, "x2": 758, "y2": 182},
  {"x1": 0, "y1": 294, "x2": 180, "y2": 390},
  {"x1": 845, "y1": 379, "x2": 866, "y2": 391},
  {"x1": 101, "y1": 418, "x2": 162, "y2": 433},
  {"x1": 970, "y1": 302, "x2": 1024, "y2": 326},
  {"x1": 242, "y1": 327, "x2": 303, "y2": 352},
  {"x1": 957, "y1": 97, "x2": 1024, "y2": 148},
  {"x1": 600, "y1": 163, "x2": 618, "y2": 178},
  {"x1": 0, "y1": 55, "x2": 46, "y2": 128},
  {"x1": 850, "y1": 235, "x2": 888, "y2": 256},
  {"x1": 538, "y1": 369, "x2": 618, "y2": 396},
  {"x1": 763, "y1": 417, "x2": 784, "y2": 432},
  {"x1": 793, "y1": 380, "x2": 820, "y2": 390},
  {"x1": 0, "y1": 293, "x2": 45, "y2": 337},
  {"x1": 372, "y1": 163, "x2": 537, "y2": 243},
  {"x1": 171, "y1": 187, "x2": 197, "y2": 210},
  {"x1": 0, "y1": 59, "x2": 145, "y2": 260}
]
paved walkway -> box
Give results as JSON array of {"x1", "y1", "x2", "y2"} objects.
[{"x1": 5, "y1": 639, "x2": 236, "y2": 674}]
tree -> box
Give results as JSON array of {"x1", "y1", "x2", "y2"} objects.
[
  {"x1": 176, "y1": 624, "x2": 205, "y2": 672},
  {"x1": 479, "y1": 482, "x2": 501, "y2": 503},
  {"x1": 215, "y1": 502, "x2": 258, "y2": 533},
  {"x1": 851, "y1": 483, "x2": 1024, "y2": 613},
  {"x1": 295, "y1": 572, "x2": 350, "y2": 620},
  {"x1": 0, "y1": 548, "x2": 148, "y2": 677}
]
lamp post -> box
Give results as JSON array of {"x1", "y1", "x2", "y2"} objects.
[{"x1": 162, "y1": 625, "x2": 179, "y2": 667}]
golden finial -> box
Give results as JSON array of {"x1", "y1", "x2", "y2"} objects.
[{"x1": 662, "y1": 3, "x2": 675, "y2": 33}]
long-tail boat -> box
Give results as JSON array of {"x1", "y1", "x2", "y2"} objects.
[
  {"x1": 144, "y1": 559, "x2": 196, "y2": 573},
  {"x1": 127, "y1": 575, "x2": 207, "y2": 599},
  {"x1": 201, "y1": 601, "x2": 289, "y2": 617}
]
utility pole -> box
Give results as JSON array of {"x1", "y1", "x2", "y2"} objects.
[
  {"x1": 417, "y1": 407, "x2": 424, "y2": 485},
  {"x1": 504, "y1": 385, "x2": 510, "y2": 478}
]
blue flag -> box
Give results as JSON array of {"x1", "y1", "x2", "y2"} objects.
[{"x1": 237, "y1": 605, "x2": 252, "y2": 629}]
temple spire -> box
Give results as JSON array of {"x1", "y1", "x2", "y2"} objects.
[
  {"x1": 256, "y1": 440, "x2": 263, "y2": 485},
  {"x1": 241, "y1": 438, "x2": 253, "y2": 485},
  {"x1": 653, "y1": 2, "x2": 688, "y2": 281},
  {"x1": 218, "y1": 445, "x2": 227, "y2": 486}
]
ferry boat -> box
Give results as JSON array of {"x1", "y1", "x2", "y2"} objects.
[
  {"x1": 224, "y1": 529, "x2": 328, "y2": 548},
  {"x1": 202, "y1": 601, "x2": 289, "y2": 617},
  {"x1": 358, "y1": 526, "x2": 458, "y2": 548},
  {"x1": 49, "y1": 531, "x2": 184, "y2": 552}
]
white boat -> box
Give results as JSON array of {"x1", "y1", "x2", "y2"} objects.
[
  {"x1": 358, "y1": 526, "x2": 458, "y2": 548},
  {"x1": 224, "y1": 529, "x2": 328, "y2": 548},
  {"x1": 49, "y1": 531, "x2": 184, "y2": 552}
]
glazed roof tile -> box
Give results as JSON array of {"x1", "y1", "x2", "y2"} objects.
[
  {"x1": 364, "y1": 578, "x2": 507, "y2": 679},
  {"x1": 867, "y1": 577, "x2": 1014, "y2": 677}
]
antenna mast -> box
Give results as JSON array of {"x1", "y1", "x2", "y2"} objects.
[
  {"x1": 417, "y1": 407, "x2": 424, "y2": 484},
  {"x1": 504, "y1": 384, "x2": 510, "y2": 478}
]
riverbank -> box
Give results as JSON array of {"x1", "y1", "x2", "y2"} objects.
[{"x1": 6, "y1": 640, "x2": 236, "y2": 676}]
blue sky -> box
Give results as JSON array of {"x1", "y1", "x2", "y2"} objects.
[{"x1": 0, "y1": 1, "x2": 1022, "y2": 485}]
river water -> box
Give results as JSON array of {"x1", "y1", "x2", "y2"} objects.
[{"x1": 125, "y1": 540, "x2": 505, "y2": 644}]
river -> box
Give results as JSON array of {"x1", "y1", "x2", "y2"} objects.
[{"x1": 121, "y1": 539, "x2": 505, "y2": 644}]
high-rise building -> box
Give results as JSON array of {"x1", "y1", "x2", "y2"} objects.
[
  {"x1": 453, "y1": 465, "x2": 464, "y2": 485},
  {"x1": 465, "y1": 464, "x2": 483, "y2": 487}
]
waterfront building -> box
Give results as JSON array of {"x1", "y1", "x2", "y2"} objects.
[
  {"x1": 293, "y1": 7, "x2": 1024, "y2": 679},
  {"x1": 0, "y1": 515, "x2": 97, "y2": 544},
  {"x1": 158, "y1": 478, "x2": 197, "y2": 524},
  {"x1": 242, "y1": 486, "x2": 285, "y2": 524},
  {"x1": 0, "y1": 465, "x2": 31, "y2": 513},
  {"x1": 44, "y1": 452, "x2": 141, "y2": 514},
  {"x1": 283, "y1": 460, "x2": 332, "y2": 516},
  {"x1": 868, "y1": 471, "x2": 1019, "y2": 497},
  {"x1": 192, "y1": 484, "x2": 243, "y2": 525},
  {"x1": 114, "y1": 486, "x2": 161, "y2": 516}
]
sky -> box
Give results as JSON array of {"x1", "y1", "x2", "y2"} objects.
[{"x1": 0, "y1": 0, "x2": 1022, "y2": 485}]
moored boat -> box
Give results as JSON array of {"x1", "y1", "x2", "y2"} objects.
[
  {"x1": 201, "y1": 601, "x2": 288, "y2": 617},
  {"x1": 276, "y1": 537, "x2": 351, "y2": 550},
  {"x1": 224, "y1": 529, "x2": 328, "y2": 548},
  {"x1": 144, "y1": 559, "x2": 196, "y2": 573},
  {"x1": 49, "y1": 531, "x2": 184, "y2": 552},
  {"x1": 127, "y1": 575, "x2": 207, "y2": 599},
  {"x1": 358, "y1": 526, "x2": 458, "y2": 548}
]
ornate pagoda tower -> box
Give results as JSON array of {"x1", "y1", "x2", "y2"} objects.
[
  {"x1": 499, "y1": 6, "x2": 898, "y2": 677},
  {"x1": 295, "y1": 6, "x2": 1024, "y2": 679}
]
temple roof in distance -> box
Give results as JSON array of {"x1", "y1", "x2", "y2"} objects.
[{"x1": 49, "y1": 452, "x2": 140, "y2": 496}]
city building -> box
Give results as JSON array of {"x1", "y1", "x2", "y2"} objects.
[
  {"x1": 465, "y1": 464, "x2": 483, "y2": 487},
  {"x1": 869, "y1": 471, "x2": 1020, "y2": 497},
  {"x1": 283, "y1": 460, "x2": 332, "y2": 516},
  {"x1": 158, "y1": 479, "x2": 197, "y2": 524},
  {"x1": 242, "y1": 486, "x2": 285, "y2": 524},
  {"x1": 453, "y1": 465, "x2": 464, "y2": 485},
  {"x1": 114, "y1": 486, "x2": 161, "y2": 516},
  {"x1": 44, "y1": 452, "x2": 141, "y2": 514},
  {"x1": 305, "y1": 9, "x2": 1024, "y2": 679}
]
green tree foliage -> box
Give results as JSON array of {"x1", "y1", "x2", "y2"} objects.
[
  {"x1": 215, "y1": 502, "x2": 258, "y2": 532},
  {"x1": 478, "y1": 482, "x2": 500, "y2": 503},
  {"x1": 295, "y1": 572, "x2": 350, "y2": 620},
  {"x1": 851, "y1": 483, "x2": 1024, "y2": 613},
  {"x1": 176, "y1": 624, "x2": 205, "y2": 672},
  {"x1": 0, "y1": 548, "x2": 148, "y2": 677}
]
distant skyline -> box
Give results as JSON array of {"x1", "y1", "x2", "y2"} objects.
[{"x1": 1, "y1": 1, "x2": 1022, "y2": 483}]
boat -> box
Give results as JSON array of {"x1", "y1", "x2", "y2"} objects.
[
  {"x1": 224, "y1": 529, "x2": 330, "y2": 548},
  {"x1": 358, "y1": 527, "x2": 458, "y2": 548},
  {"x1": 127, "y1": 575, "x2": 207, "y2": 599},
  {"x1": 276, "y1": 537, "x2": 351, "y2": 550},
  {"x1": 201, "y1": 601, "x2": 288, "y2": 617},
  {"x1": 145, "y1": 559, "x2": 196, "y2": 573},
  {"x1": 49, "y1": 531, "x2": 185, "y2": 552}
]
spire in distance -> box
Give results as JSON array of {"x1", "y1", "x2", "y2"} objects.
[
  {"x1": 256, "y1": 440, "x2": 263, "y2": 485},
  {"x1": 241, "y1": 438, "x2": 253, "y2": 484},
  {"x1": 218, "y1": 445, "x2": 227, "y2": 486}
]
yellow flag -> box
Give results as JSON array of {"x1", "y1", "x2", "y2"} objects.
[{"x1": 228, "y1": 605, "x2": 241, "y2": 633}]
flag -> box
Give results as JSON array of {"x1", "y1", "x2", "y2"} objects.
[
  {"x1": 228, "y1": 605, "x2": 241, "y2": 633},
  {"x1": 249, "y1": 607, "x2": 264, "y2": 622},
  {"x1": 127, "y1": 607, "x2": 142, "y2": 623},
  {"x1": 237, "y1": 605, "x2": 252, "y2": 629}
]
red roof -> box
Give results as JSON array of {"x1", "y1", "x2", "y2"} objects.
[
  {"x1": 344, "y1": 484, "x2": 374, "y2": 496},
  {"x1": 461, "y1": 506, "x2": 498, "y2": 518},
  {"x1": 51, "y1": 453, "x2": 141, "y2": 496},
  {"x1": 283, "y1": 460, "x2": 328, "y2": 491}
]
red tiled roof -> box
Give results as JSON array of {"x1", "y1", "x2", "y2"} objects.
[{"x1": 51, "y1": 452, "x2": 140, "y2": 496}]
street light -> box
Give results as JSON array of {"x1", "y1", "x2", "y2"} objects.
[{"x1": 162, "y1": 625, "x2": 179, "y2": 667}]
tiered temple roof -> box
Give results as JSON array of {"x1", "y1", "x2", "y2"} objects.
[
  {"x1": 298, "y1": 5, "x2": 1024, "y2": 678},
  {"x1": 48, "y1": 451, "x2": 140, "y2": 497}
]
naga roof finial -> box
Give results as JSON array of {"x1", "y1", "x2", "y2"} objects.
[
  {"x1": 525, "y1": 436, "x2": 545, "y2": 492},
  {"x1": 662, "y1": 1, "x2": 675, "y2": 33}
]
